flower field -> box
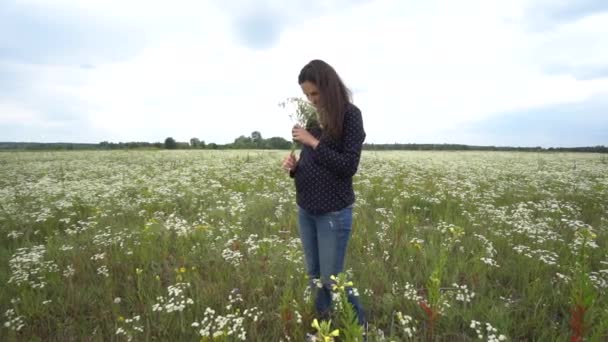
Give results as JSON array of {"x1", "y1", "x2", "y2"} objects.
[{"x1": 1, "y1": 150, "x2": 607, "y2": 341}]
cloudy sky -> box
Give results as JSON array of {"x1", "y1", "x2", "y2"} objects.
[{"x1": 1, "y1": 0, "x2": 607, "y2": 147}]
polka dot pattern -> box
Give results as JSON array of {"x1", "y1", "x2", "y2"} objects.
[{"x1": 290, "y1": 103, "x2": 366, "y2": 215}]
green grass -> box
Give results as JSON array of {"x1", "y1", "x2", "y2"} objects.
[{"x1": 0, "y1": 150, "x2": 607, "y2": 341}]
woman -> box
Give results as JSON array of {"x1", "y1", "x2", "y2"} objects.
[{"x1": 282, "y1": 59, "x2": 366, "y2": 327}]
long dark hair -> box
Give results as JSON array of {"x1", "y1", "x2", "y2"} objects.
[{"x1": 298, "y1": 59, "x2": 352, "y2": 139}]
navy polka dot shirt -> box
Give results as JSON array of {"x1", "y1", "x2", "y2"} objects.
[{"x1": 290, "y1": 103, "x2": 366, "y2": 215}]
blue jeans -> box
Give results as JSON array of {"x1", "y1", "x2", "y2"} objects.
[{"x1": 297, "y1": 205, "x2": 366, "y2": 325}]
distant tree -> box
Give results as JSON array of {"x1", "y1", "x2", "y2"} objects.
[
  {"x1": 251, "y1": 131, "x2": 262, "y2": 147},
  {"x1": 234, "y1": 135, "x2": 253, "y2": 149},
  {"x1": 207, "y1": 143, "x2": 218, "y2": 149},
  {"x1": 265, "y1": 136, "x2": 291, "y2": 149},
  {"x1": 176, "y1": 142, "x2": 190, "y2": 149},
  {"x1": 164, "y1": 137, "x2": 177, "y2": 149},
  {"x1": 190, "y1": 137, "x2": 201, "y2": 148}
]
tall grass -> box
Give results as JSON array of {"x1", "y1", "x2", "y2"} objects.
[{"x1": 1, "y1": 150, "x2": 606, "y2": 341}]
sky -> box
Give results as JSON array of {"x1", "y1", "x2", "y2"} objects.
[{"x1": 1, "y1": 0, "x2": 607, "y2": 147}]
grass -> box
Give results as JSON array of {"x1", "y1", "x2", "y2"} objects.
[{"x1": 0, "y1": 150, "x2": 606, "y2": 341}]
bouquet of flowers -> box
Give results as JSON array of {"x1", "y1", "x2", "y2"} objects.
[{"x1": 278, "y1": 96, "x2": 318, "y2": 154}]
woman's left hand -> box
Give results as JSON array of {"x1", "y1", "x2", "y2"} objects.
[{"x1": 292, "y1": 125, "x2": 319, "y2": 149}]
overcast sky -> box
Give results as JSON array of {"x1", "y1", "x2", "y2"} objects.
[{"x1": 1, "y1": 0, "x2": 607, "y2": 147}]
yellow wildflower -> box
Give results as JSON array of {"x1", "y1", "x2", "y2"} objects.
[{"x1": 312, "y1": 319, "x2": 320, "y2": 330}]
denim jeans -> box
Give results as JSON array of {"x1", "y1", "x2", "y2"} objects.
[{"x1": 297, "y1": 204, "x2": 366, "y2": 325}]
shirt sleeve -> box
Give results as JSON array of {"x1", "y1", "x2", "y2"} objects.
[{"x1": 310, "y1": 107, "x2": 366, "y2": 178}]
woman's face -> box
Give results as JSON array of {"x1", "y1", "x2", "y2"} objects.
[{"x1": 300, "y1": 81, "x2": 321, "y2": 109}]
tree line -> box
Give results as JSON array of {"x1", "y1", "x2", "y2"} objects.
[
  {"x1": 0, "y1": 131, "x2": 292, "y2": 151},
  {"x1": 1, "y1": 132, "x2": 606, "y2": 153}
]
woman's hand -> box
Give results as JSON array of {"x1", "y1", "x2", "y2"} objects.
[
  {"x1": 292, "y1": 125, "x2": 320, "y2": 149},
  {"x1": 282, "y1": 153, "x2": 298, "y2": 172}
]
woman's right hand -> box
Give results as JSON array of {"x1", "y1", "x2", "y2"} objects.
[{"x1": 282, "y1": 153, "x2": 298, "y2": 172}]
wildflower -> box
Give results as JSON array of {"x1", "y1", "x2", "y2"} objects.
[
  {"x1": 97, "y1": 265, "x2": 110, "y2": 278},
  {"x1": 279, "y1": 96, "x2": 318, "y2": 152},
  {"x1": 63, "y1": 265, "x2": 75, "y2": 278},
  {"x1": 152, "y1": 283, "x2": 193, "y2": 313},
  {"x1": 311, "y1": 319, "x2": 340, "y2": 342},
  {"x1": 481, "y1": 257, "x2": 500, "y2": 268},
  {"x1": 470, "y1": 320, "x2": 507, "y2": 341},
  {"x1": 330, "y1": 274, "x2": 354, "y2": 292},
  {"x1": 8, "y1": 245, "x2": 59, "y2": 288},
  {"x1": 91, "y1": 252, "x2": 105, "y2": 261},
  {"x1": 409, "y1": 238, "x2": 424, "y2": 250},
  {"x1": 395, "y1": 311, "x2": 416, "y2": 337}
]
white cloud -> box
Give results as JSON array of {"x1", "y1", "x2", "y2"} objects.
[
  {"x1": 2, "y1": 0, "x2": 607, "y2": 145},
  {"x1": 272, "y1": 0, "x2": 608, "y2": 143},
  {"x1": 0, "y1": 102, "x2": 40, "y2": 125}
]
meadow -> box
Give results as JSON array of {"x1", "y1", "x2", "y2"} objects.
[{"x1": 1, "y1": 150, "x2": 606, "y2": 341}]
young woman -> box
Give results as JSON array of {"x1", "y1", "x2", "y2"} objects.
[{"x1": 281, "y1": 59, "x2": 367, "y2": 327}]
